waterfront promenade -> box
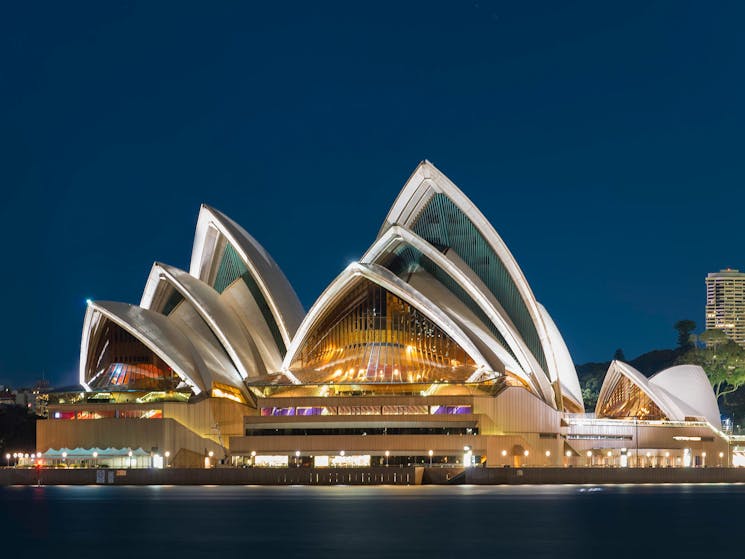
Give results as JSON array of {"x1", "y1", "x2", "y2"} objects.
[{"x1": 4, "y1": 466, "x2": 745, "y2": 486}]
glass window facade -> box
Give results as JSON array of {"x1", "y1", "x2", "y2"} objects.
[
  {"x1": 430, "y1": 404, "x2": 473, "y2": 415},
  {"x1": 597, "y1": 375, "x2": 667, "y2": 420},
  {"x1": 290, "y1": 279, "x2": 476, "y2": 382},
  {"x1": 381, "y1": 405, "x2": 428, "y2": 415},
  {"x1": 246, "y1": 426, "x2": 478, "y2": 436},
  {"x1": 85, "y1": 320, "x2": 181, "y2": 392},
  {"x1": 258, "y1": 404, "x2": 470, "y2": 417},
  {"x1": 212, "y1": 242, "x2": 286, "y2": 354},
  {"x1": 52, "y1": 409, "x2": 162, "y2": 420},
  {"x1": 296, "y1": 406, "x2": 336, "y2": 416},
  {"x1": 119, "y1": 409, "x2": 162, "y2": 419},
  {"x1": 260, "y1": 406, "x2": 297, "y2": 416},
  {"x1": 410, "y1": 193, "x2": 547, "y2": 374},
  {"x1": 379, "y1": 243, "x2": 519, "y2": 366},
  {"x1": 161, "y1": 288, "x2": 185, "y2": 316}
]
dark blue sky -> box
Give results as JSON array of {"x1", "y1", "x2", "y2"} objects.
[{"x1": 1, "y1": 1, "x2": 743, "y2": 387}]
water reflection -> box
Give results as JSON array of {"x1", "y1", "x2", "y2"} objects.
[{"x1": 0, "y1": 484, "x2": 741, "y2": 558}]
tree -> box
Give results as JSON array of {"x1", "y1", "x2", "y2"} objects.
[
  {"x1": 678, "y1": 329, "x2": 745, "y2": 401},
  {"x1": 581, "y1": 376, "x2": 601, "y2": 410},
  {"x1": 698, "y1": 328, "x2": 729, "y2": 348},
  {"x1": 613, "y1": 348, "x2": 626, "y2": 361},
  {"x1": 674, "y1": 320, "x2": 696, "y2": 350}
]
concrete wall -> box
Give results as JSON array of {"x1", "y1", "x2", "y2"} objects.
[
  {"x1": 37, "y1": 417, "x2": 224, "y2": 458},
  {"x1": 463, "y1": 466, "x2": 745, "y2": 485},
  {"x1": 163, "y1": 397, "x2": 247, "y2": 445},
  {"x1": 38, "y1": 397, "x2": 248, "y2": 461},
  {"x1": 473, "y1": 388, "x2": 562, "y2": 434}
]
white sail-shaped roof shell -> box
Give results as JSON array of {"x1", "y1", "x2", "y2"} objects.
[
  {"x1": 80, "y1": 301, "x2": 206, "y2": 395},
  {"x1": 77, "y1": 162, "x2": 585, "y2": 414},
  {"x1": 190, "y1": 204, "x2": 305, "y2": 354},
  {"x1": 536, "y1": 303, "x2": 583, "y2": 410},
  {"x1": 596, "y1": 360, "x2": 721, "y2": 428},
  {"x1": 80, "y1": 204, "x2": 306, "y2": 400},
  {"x1": 649, "y1": 364, "x2": 722, "y2": 429},
  {"x1": 140, "y1": 262, "x2": 266, "y2": 381},
  {"x1": 374, "y1": 160, "x2": 582, "y2": 410},
  {"x1": 379, "y1": 161, "x2": 556, "y2": 375},
  {"x1": 361, "y1": 225, "x2": 556, "y2": 404}
]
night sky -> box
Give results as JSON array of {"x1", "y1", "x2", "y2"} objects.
[{"x1": 1, "y1": 1, "x2": 743, "y2": 388}]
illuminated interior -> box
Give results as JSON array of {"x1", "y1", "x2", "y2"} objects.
[
  {"x1": 289, "y1": 279, "x2": 477, "y2": 383},
  {"x1": 85, "y1": 319, "x2": 181, "y2": 392},
  {"x1": 597, "y1": 374, "x2": 667, "y2": 420},
  {"x1": 212, "y1": 382, "x2": 247, "y2": 404}
]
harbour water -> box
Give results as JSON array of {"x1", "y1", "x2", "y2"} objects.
[{"x1": 1, "y1": 484, "x2": 740, "y2": 557}]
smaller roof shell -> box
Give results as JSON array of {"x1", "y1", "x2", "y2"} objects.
[
  {"x1": 649, "y1": 364, "x2": 722, "y2": 430},
  {"x1": 80, "y1": 301, "x2": 207, "y2": 395},
  {"x1": 141, "y1": 262, "x2": 266, "y2": 380},
  {"x1": 189, "y1": 204, "x2": 305, "y2": 348},
  {"x1": 596, "y1": 360, "x2": 721, "y2": 428}
]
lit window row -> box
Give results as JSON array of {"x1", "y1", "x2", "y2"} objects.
[
  {"x1": 259, "y1": 404, "x2": 472, "y2": 417},
  {"x1": 52, "y1": 409, "x2": 163, "y2": 420}
]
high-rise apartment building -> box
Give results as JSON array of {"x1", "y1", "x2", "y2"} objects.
[{"x1": 706, "y1": 268, "x2": 745, "y2": 346}]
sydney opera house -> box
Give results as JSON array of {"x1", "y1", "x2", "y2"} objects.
[{"x1": 38, "y1": 161, "x2": 732, "y2": 469}]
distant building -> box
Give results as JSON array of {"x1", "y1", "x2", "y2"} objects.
[
  {"x1": 706, "y1": 268, "x2": 745, "y2": 346},
  {"x1": 0, "y1": 389, "x2": 15, "y2": 406},
  {"x1": 14, "y1": 380, "x2": 51, "y2": 417}
]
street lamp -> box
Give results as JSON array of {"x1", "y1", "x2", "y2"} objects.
[
  {"x1": 128, "y1": 450, "x2": 133, "y2": 468},
  {"x1": 428, "y1": 450, "x2": 433, "y2": 467},
  {"x1": 92, "y1": 451, "x2": 98, "y2": 468},
  {"x1": 251, "y1": 450, "x2": 256, "y2": 467},
  {"x1": 5, "y1": 453, "x2": 9, "y2": 467},
  {"x1": 384, "y1": 450, "x2": 390, "y2": 467},
  {"x1": 719, "y1": 451, "x2": 724, "y2": 467},
  {"x1": 586, "y1": 450, "x2": 592, "y2": 467},
  {"x1": 165, "y1": 451, "x2": 170, "y2": 468},
  {"x1": 295, "y1": 450, "x2": 301, "y2": 467},
  {"x1": 702, "y1": 451, "x2": 707, "y2": 468},
  {"x1": 545, "y1": 450, "x2": 551, "y2": 466},
  {"x1": 523, "y1": 449, "x2": 529, "y2": 467}
]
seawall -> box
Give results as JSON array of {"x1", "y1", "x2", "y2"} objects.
[
  {"x1": 0, "y1": 466, "x2": 423, "y2": 486},
  {"x1": 3, "y1": 467, "x2": 745, "y2": 486}
]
